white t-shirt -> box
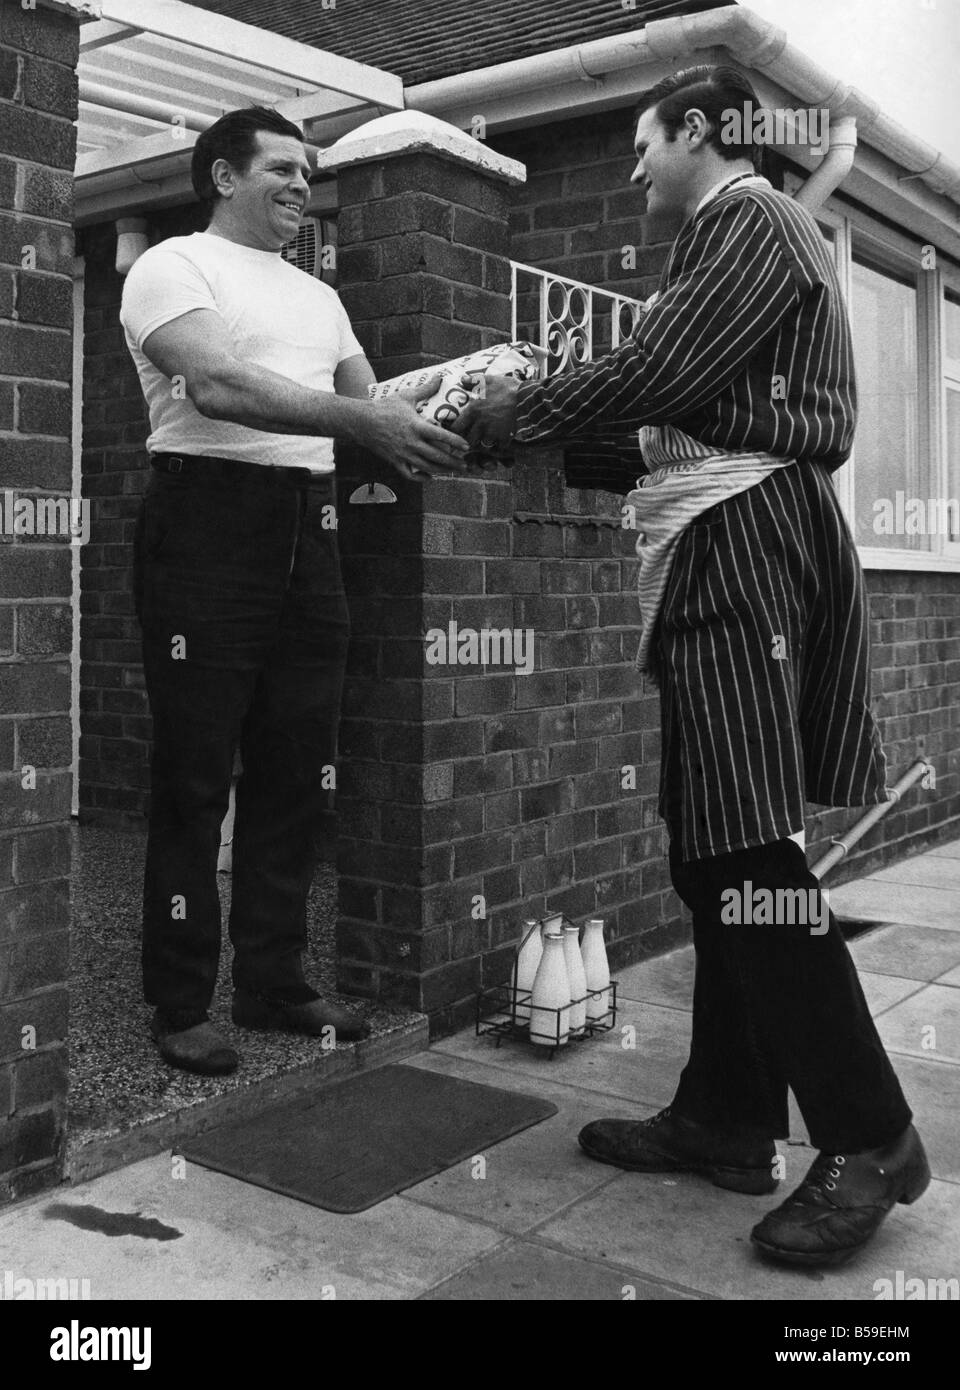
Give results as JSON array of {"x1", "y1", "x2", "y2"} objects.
[{"x1": 119, "y1": 231, "x2": 364, "y2": 472}]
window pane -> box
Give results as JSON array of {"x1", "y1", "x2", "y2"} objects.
[
  {"x1": 946, "y1": 289, "x2": 960, "y2": 366},
  {"x1": 850, "y1": 253, "x2": 925, "y2": 549},
  {"x1": 946, "y1": 388, "x2": 960, "y2": 543}
]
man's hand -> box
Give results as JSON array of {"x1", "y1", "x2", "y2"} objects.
[
  {"x1": 360, "y1": 376, "x2": 470, "y2": 481},
  {"x1": 452, "y1": 374, "x2": 520, "y2": 452}
]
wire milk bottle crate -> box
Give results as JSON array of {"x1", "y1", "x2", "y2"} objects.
[{"x1": 476, "y1": 914, "x2": 619, "y2": 1057}]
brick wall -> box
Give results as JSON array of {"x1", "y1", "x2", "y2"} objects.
[
  {"x1": 492, "y1": 109, "x2": 786, "y2": 302},
  {"x1": 494, "y1": 110, "x2": 672, "y2": 306},
  {"x1": 0, "y1": 0, "x2": 79, "y2": 1202},
  {"x1": 806, "y1": 572, "x2": 960, "y2": 875}
]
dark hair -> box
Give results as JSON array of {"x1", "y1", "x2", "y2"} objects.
[
  {"x1": 635, "y1": 65, "x2": 764, "y2": 172},
  {"x1": 191, "y1": 105, "x2": 305, "y2": 218}
]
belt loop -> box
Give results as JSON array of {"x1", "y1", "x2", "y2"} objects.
[{"x1": 169, "y1": 456, "x2": 182, "y2": 473}]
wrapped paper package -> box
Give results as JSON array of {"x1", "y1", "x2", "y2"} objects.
[{"x1": 368, "y1": 342, "x2": 549, "y2": 444}]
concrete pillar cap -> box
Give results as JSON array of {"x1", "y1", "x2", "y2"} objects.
[{"x1": 314, "y1": 109, "x2": 526, "y2": 185}]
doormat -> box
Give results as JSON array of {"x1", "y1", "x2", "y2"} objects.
[{"x1": 178, "y1": 1063, "x2": 558, "y2": 1213}]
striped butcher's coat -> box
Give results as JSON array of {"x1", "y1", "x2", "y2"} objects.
[{"x1": 513, "y1": 173, "x2": 888, "y2": 860}]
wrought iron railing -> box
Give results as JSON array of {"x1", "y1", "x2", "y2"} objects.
[{"x1": 510, "y1": 261, "x2": 645, "y2": 376}]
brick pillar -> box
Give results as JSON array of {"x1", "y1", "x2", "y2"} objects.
[
  {"x1": 0, "y1": 0, "x2": 82, "y2": 1202},
  {"x1": 323, "y1": 114, "x2": 684, "y2": 1036},
  {"x1": 316, "y1": 117, "x2": 520, "y2": 1033}
]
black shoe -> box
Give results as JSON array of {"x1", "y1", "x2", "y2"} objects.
[
  {"x1": 750, "y1": 1123, "x2": 931, "y2": 1267},
  {"x1": 578, "y1": 1106, "x2": 779, "y2": 1195},
  {"x1": 231, "y1": 987, "x2": 371, "y2": 1041},
  {"x1": 149, "y1": 1011, "x2": 239, "y2": 1076}
]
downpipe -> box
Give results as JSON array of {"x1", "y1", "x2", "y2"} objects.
[
  {"x1": 792, "y1": 115, "x2": 858, "y2": 215},
  {"x1": 810, "y1": 758, "x2": 937, "y2": 881}
]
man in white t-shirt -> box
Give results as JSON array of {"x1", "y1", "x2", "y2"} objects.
[{"x1": 120, "y1": 105, "x2": 469, "y2": 1076}]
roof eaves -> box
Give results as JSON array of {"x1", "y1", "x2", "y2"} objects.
[{"x1": 406, "y1": 5, "x2": 960, "y2": 210}]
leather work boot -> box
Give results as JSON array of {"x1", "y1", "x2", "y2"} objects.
[
  {"x1": 750, "y1": 1124, "x2": 931, "y2": 1267},
  {"x1": 578, "y1": 1106, "x2": 779, "y2": 1195},
  {"x1": 150, "y1": 1012, "x2": 239, "y2": 1076},
  {"x1": 232, "y1": 987, "x2": 371, "y2": 1042}
]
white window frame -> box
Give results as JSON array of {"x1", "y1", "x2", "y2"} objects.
[
  {"x1": 940, "y1": 278, "x2": 960, "y2": 560},
  {"x1": 812, "y1": 195, "x2": 960, "y2": 572}
]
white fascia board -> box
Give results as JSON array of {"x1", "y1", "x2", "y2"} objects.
[
  {"x1": 96, "y1": 0, "x2": 403, "y2": 108},
  {"x1": 77, "y1": 127, "x2": 204, "y2": 181},
  {"x1": 79, "y1": 19, "x2": 137, "y2": 50},
  {"x1": 407, "y1": 55, "x2": 686, "y2": 138},
  {"x1": 74, "y1": 87, "x2": 379, "y2": 183}
]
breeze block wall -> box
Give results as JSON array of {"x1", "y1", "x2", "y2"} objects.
[
  {"x1": 330, "y1": 134, "x2": 687, "y2": 1036},
  {"x1": 0, "y1": 0, "x2": 80, "y2": 1203}
]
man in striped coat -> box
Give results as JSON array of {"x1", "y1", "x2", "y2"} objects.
[{"x1": 458, "y1": 66, "x2": 929, "y2": 1269}]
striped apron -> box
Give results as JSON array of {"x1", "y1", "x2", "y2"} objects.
[{"x1": 628, "y1": 426, "x2": 889, "y2": 861}]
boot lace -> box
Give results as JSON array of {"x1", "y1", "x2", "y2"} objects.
[
  {"x1": 648, "y1": 1106, "x2": 673, "y2": 1126},
  {"x1": 799, "y1": 1151, "x2": 847, "y2": 1198}
]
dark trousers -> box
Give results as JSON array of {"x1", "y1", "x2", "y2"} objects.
[
  {"x1": 667, "y1": 835, "x2": 913, "y2": 1153},
  {"x1": 133, "y1": 456, "x2": 349, "y2": 1018}
]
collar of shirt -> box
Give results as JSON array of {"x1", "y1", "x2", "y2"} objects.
[{"x1": 693, "y1": 170, "x2": 769, "y2": 218}]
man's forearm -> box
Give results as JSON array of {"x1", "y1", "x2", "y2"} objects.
[
  {"x1": 513, "y1": 199, "x2": 797, "y2": 447},
  {"x1": 195, "y1": 359, "x2": 370, "y2": 441}
]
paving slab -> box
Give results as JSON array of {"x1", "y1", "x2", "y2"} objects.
[
  {"x1": 935, "y1": 964, "x2": 960, "y2": 987},
  {"x1": 875, "y1": 984, "x2": 960, "y2": 1066},
  {"x1": 927, "y1": 841, "x2": 960, "y2": 860},
  {"x1": 866, "y1": 855, "x2": 960, "y2": 891},
  {"x1": 886, "y1": 1052, "x2": 960, "y2": 1185},
  {"x1": 827, "y1": 880, "x2": 960, "y2": 931},
  {"x1": 615, "y1": 948, "x2": 695, "y2": 1009},
  {"x1": 421, "y1": 1236, "x2": 703, "y2": 1301},
  {"x1": 850, "y1": 924, "x2": 960, "y2": 983},
  {"x1": 530, "y1": 1168, "x2": 960, "y2": 1301},
  {"x1": 0, "y1": 1154, "x2": 502, "y2": 1301},
  {"x1": 399, "y1": 1050, "x2": 637, "y2": 1234},
  {"x1": 577, "y1": 952, "x2": 918, "y2": 1015},
  {"x1": 432, "y1": 1000, "x2": 689, "y2": 1109},
  {"x1": 859, "y1": 970, "x2": 927, "y2": 1016}
]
